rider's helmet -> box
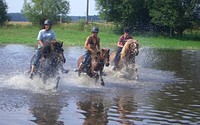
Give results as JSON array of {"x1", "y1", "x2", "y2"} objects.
[
  {"x1": 124, "y1": 27, "x2": 130, "y2": 33},
  {"x1": 44, "y1": 19, "x2": 52, "y2": 26},
  {"x1": 91, "y1": 27, "x2": 99, "y2": 33}
]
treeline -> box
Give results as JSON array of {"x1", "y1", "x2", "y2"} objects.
[
  {"x1": 8, "y1": 13, "x2": 28, "y2": 22},
  {"x1": 95, "y1": 0, "x2": 200, "y2": 36},
  {"x1": 8, "y1": 13, "x2": 101, "y2": 22}
]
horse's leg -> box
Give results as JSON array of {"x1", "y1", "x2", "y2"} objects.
[
  {"x1": 42, "y1": 74, "x2": 47, "y2": 84},
  {"x1": 55, "y1": 76, "x2": 60, "y2": 89},
  {"x1": 100, "y1": 74, "x2": 105, "y2": 86},
  {"x1": 94, "y1": 71, "x2": 99, "y2": 83}
]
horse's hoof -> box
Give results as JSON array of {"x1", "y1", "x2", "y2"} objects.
[
  {"x1": 62, "y1": 69, "x2": 69, "y2": 74},
  {"x1": 63, "y1": 69, "x2": 69, "y2": 74},
  {"x1": 101, "y1": 82, "x2": 105, "y2": 86},
  {"x1": 78, "y1": 71, "x2": 81, "y2": 77}
]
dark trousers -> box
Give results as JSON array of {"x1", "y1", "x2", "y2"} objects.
[{"x1": 114, "y1": 47, "x2": 122, "y2": 66}]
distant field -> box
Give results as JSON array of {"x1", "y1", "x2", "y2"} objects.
[
  {"x1": 7, "y1": 21, "x2": 32, "y2": 25},
  {"x1": 0, "y1": 22, "x2": 200, "y2": 50}
]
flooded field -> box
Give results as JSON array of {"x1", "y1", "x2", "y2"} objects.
[{"x1": 0, "y1": 44, "x2": 199, "y2": 125}]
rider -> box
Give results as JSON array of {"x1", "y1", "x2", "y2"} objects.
[
  {"x1": 113, "y1": 27, "x2": 139, "y2": 70},
  {"x1": 30, "y1": 19, "x2": 67, "y2": 79},
  {"x1": 80, "y1": 27, "x2": 100, "y2": 71}
]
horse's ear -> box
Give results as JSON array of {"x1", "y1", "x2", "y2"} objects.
[
  {"x1": 61, "y1": 42, "x2": 63, "y2": 47},
  {"x1": 97, "y1": 51, "x2": 100, "y2": 55}
]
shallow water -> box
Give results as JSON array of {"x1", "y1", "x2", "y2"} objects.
[{"x1": 0, "y1": 44, "x2": 199, "y2": 125}]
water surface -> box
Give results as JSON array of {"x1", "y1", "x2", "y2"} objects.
[{"x1": 0, "y1": 44, "x2": 199, "y2": 125}]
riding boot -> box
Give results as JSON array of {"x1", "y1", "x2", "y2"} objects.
[{"x1": 29, "y1": 73, "x2": 34, "y2": 79}]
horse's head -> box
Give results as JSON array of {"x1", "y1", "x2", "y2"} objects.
[
  {"x1": 121, "y1": 39, "x2": 138, "y2": 63},
  {"x1": 89, "y1": 48, "x2": 110, "y2": 73},
  {"x1": 49, "y1": 40, "x2": 65, "y2": 63},
  {"x1": 99, "y1": 48, "x2": 110, "y2": 67}
]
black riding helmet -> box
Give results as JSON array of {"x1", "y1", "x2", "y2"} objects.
[
  {"x1": 44, "y1": 19, "x2": 52, "y2": 25},
  {"x1": 91, "y1": 27, "x2": 99, "y2": 33},
  {"x1": 124, "y1": 27, "x2": 130, "y2": 33}
]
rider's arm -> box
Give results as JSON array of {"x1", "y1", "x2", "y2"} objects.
[
  {"x1": 117, "y1": 36, "x2": 124, "y2": 48},
  {"x1": 37, "y1": 30, "x2": 45, "y2": 47},
  {"x1": 97, "y1": 37, "x2": 100, "y2": 50},
  {"x1": 38, "y1": 40, "x2": 44, "y2": 47}
]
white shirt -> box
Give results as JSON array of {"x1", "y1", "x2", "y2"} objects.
[{"x1": 37, "y1": 29, "x2": 56, "y2": 48}]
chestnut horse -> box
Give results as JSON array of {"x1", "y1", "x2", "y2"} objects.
[
  {"x1": 77, "y1": 48, "x2": 110, "y2": 86},
  {"x1": 109, "y1": 39, "x2": 139, "y2": 70},
  {"x1": 29, "y1": 40, "x2": 66, "y2": 88}
]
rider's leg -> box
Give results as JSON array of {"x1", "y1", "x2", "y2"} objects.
[
  {"x1": 113, "y1": 47, "x2": 122, "y2": 70},
  {"x1": 81, "y1": 51, "x2": 91, "y2": 68},
  {"x1": 85, "y1": 52, "x2": 91, "y2": 68},
  {"x1": 30, "y1": 49, "x2": 41, "y2": 78}
]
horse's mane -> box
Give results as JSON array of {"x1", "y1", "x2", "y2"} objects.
[
  {"x1": 40, "y1": 40, "x2": 63, "y2": 58},
  {"x1": 121, "y1": 39, "x2": 138, "y2": 59}
]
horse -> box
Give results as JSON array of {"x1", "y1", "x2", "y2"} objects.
[
  {"x1": 29, "y1": 40, "x2": 66, "y2": 89},
  {"x1": 109, "y1": 39, "x2": 139, "y2": 71},
  {"x1": 77, "y1": 48, "x2": 110, "y2": 86}
]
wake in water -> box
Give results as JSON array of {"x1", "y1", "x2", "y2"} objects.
[{"x1": 0, "y1": 66, "x2": 140, "y2": 93}]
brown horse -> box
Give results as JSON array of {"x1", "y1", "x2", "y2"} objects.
[
  {"x1": 77, "y1": 48, "x2": 110, "y2": 86},
  {"x1": 109, "y1": 39, "x2": 139, "y2": 70},
  {"x1": 29, "y1": 40, "x2": 66, "y2": 88}
]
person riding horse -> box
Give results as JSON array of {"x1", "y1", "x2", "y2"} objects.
[
  {"x1": 113, "y1": 27, "x2": 139, "y2": 70},
  {"x1": 30, "y1": 19, "x2": 68, "y2": 79},
  {"x1": 77, "y1": 48, "x2": 110, "y2": 86},
  {"x1": 79, "y1": 27, "x2": 100, "y2": 72}
]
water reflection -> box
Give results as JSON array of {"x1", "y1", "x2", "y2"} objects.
[
  {"x1": 77, "y1": 101, "x2": 108, "y2": 125},
  {"x1": 29, "y1": 93, "x2": 64, "y2": 125},
  {"x1": 109, "y1": 96, "x2": 137, "y2": 125}
]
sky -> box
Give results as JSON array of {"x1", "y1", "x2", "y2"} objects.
[{"x1": 5, "y1": 0, "x2": 98, "y2": 16}]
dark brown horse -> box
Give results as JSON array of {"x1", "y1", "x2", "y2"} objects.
[
  {"x1": 29, "y1": 40, "x2": 66, "y2": 88},
  {"x1": 109, "y1": 39, "x2": 139, "y2": 70},
  {"x1": 77, "y1": 48, "x2": 110, "y2": 86}
]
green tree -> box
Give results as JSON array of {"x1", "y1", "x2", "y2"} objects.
[
  {"x1": 147, "y1": 0, "x2": 200, "y2": 36},
  {"x1": 95, "y1": 0, "x2": 150, "y2": 33},
  {"x1": 21, "y1": 0, "x2": 70, "y2": 25},
  {"x1": 0, "y1": 0, "x2": 9, "y2": 26}
]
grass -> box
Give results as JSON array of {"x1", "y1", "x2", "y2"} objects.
[{"x1": 0, "y1": 22, "x2": 200, "y2": 50}]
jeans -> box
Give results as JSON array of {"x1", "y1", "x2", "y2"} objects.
[
  {"x1": 114, "y1": 47, "x2": 122, "y2": 66},
  {"x1": 33, "y1": 48, "x2": 42, "y2": 67},
  {"x1": 84, "y1": 51, "x2": 92, "y2": 67}
]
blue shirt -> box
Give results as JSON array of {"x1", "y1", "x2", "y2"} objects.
[{"x1": 37, "y1": 29, "x2": 56, "y2": 48}]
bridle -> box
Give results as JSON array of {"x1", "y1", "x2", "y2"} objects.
[{"x1": 98, "y1": 49, "x2": 110, "y2": 67}]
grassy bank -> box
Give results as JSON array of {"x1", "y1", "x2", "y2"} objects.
[{"x1": 0, "y1": 22, "x2": 200, "y2": 49}]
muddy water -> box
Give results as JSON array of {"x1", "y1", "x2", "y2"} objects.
[{"x1": 0, "y1": 44, "x2": 199, "y2": 125}]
